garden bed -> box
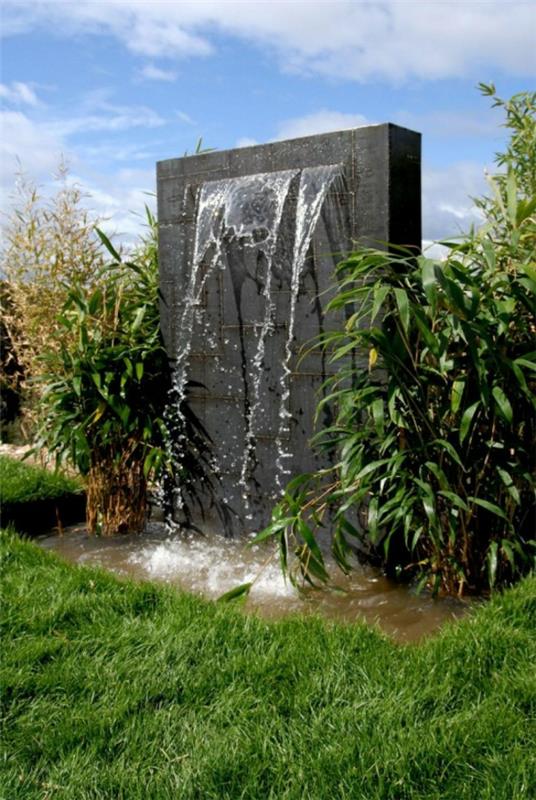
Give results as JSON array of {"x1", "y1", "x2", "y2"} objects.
[{"x1": 0, "y1": 455, "x2": 85, "y2": 534}]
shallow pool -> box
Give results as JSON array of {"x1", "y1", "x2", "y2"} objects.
[{"x1": 38, "y1": 522, "x2": 470, "y2": 643}]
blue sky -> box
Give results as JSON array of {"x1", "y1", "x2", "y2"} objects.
[{"x1": 1, "y1": 1, "x2": 534, "y2": 248}]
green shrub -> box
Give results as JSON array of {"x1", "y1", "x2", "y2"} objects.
[
  {"x1": 35, "y1": 211, "x2": 213, "y2": 535},
  {"x1": 258, "y1": 85, "x2": 536, "y2": 596}
]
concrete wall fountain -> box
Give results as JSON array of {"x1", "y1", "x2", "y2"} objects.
[{"x1": 157, "y1": 124, "x2": 421, "y2": 536}]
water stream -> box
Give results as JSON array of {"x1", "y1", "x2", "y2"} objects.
[
  {"x1": 166, "y1": 165, "x2": 346, "y2": 524},
  {"x1": 274, "y1": 164, "x2": 343, "y2": 490}
]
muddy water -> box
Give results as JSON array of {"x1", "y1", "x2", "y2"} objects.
[{"x1": 38, "y1": 523, "x2": 470, "y2": 643}]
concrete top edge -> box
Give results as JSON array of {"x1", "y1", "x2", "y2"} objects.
[{"x1": 156, "y1": 122, "x2": 421, "y2": 172}]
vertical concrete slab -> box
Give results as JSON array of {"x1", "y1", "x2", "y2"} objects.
[{"x1": 157, "y1": 124, "x2": 421, "y2": 535}]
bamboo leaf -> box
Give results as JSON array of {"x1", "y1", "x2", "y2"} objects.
[
  {"x1": 297, "y1": 518, "x2": 325, "y2": 565},
  {"x1": 252, "y1": 518, "x2": 295, "y2": 543},
  {"x1": 371, "y1": 285, "x2": 389, "y2": 322},
  {"x1": 497, "y1": 468, "x2": 520, "y2": 504},
  {"x1": 506, "y1": 171, "x2": 517, "y2": 226},
  {"x1": 368, "y1": 347, "x2": 378, "y2": 371},
  {"x1": 426, "y1": 462, "x2": 449, "y2": 490},
  {"x1": 500, "y1": 539, "x2": 515, "y2": 566},
  {"x1": 420, "y1": 258, "x2": 438, "y2": 304},
  {"x1": 410, "y1": 526, "x2": 424, "y2": 552},
  {"x1": 514, "y1": 356, "x2": 536, "y2": 373},
  {"x1": 468, "y1": 496, "x2": 509, "y2": 521},
  {"x1": 352, "y1": 458, "x2": 392, "y2": 484},
  {"x1": 487, "y1": 541, "x2": 499, "y2": 588},
  {"x1": 450, "y1": 379, "x2": 465, "y2": 414},
  {"x1": 492, "y1": 385, "x2": 513, "y2": 424},
  {"x1": 433, "y1": 438, "x2": 465, "y2": 469},
  {"x1": 279, "y1": 532, "x2": 288, "y2": 575},
  {"x1": 368, "y1": 496, "x2": 379, "y2": 543},
  {"x1": 96, "y1": 227, "x2": 121, "y2": 262},
  {"x1": 516, "y1": 195, "x2": 536, "y2": 225},
  {"x1": 143, "y1": 449, "x2": 157, "y2": 478},
  {"x1": 91, "y1": 402, "x2": 107, "y2": 424},
  {"x1": 520, "y1": 262, "x2": 536, "y2": 284},
  {"x1": 435, "y1": 267, "x2": 471, "y2": 318},
  {"x1": 339, "y1": 517, "x2": 362, "y2": 541},
  {"x1": 459, "y1": 402, "x2": 480, "y2": 444},
  {"x1": 217, "y1": 582, "x2": 253, "y2": 602},
  {"x1": 371, "y1": 398, "x2": 385, "y2": 437},
  {"x1": 394, "y1": 288, "x2": 410, "y2": 335},
  {"x1": 437, "y1": 490, "x2": 469, "y2": 512},
  {"x1": 412, "y1": 307, "x2": 440, "y2": 355},
  {"x1": 132, "y1": 306, "x2": 146, "y2": 332}
]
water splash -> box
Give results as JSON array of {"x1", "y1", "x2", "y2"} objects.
[
  {"x1": 130, "y1": 536, "x2": 296, "y2": 600},
  {"x1": 38, "y1": 524, "x2": 469, "y2": 642}
]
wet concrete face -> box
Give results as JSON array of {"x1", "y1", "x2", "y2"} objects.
[
  {"x1": 157, "y1": 125, "x2": 421, "y2": 535},
  {"x1": 39, "y1": 525, "x2": 468, "y2": 644}
]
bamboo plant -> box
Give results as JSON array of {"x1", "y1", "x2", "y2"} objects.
[
  {"x1": 256, "y1": 85, "x2": 536, "y2": 596},
  {"x1": 35, "y1": 210, "x2": 213, "y2": 535}
]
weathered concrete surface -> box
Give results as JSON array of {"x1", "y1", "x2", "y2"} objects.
[{"x1": 157, "y1": 124, "x2": 421, "y2": 535}]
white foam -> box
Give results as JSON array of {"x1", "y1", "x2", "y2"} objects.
[{"x1": 128, "y1": 536, "x2": 296, "y2": 600}]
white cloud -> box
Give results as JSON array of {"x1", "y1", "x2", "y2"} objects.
[
  {"x1": 0, "y1": 81, "x2": 40, "y2": 107},
  {"x1": 2, "y1": 1, "x2": 534, "y2": 83},
  {"x1": 47, "y1": 106, "x2": 165, "y2": 137},
  {"x1": 127, "y1": 17, "x2": 212, "y2": 59},
  {"x1": 176, "y1": 110, "x2": 195, "y2": 125},
  {"x1": 235, "y1": 136, "x2": 258, "y2": 148},
  {"x1": 392, "y1": 108, "x2": 503, "y2": 140},
  {"x1": 71, "y1": 168, "x2": 156, "y2": 244},
  {"x1": 275, "y1": 110, "x2": 372, "y2": 140},
  {"x1": 76, "y1": 142, "x2": 157, "y2": 164},
  {"x1": 422, "y1": 241, "x2": 450, "y2": 261},
  {"x1": 0, "y1": 92, "x2": 164, "y2": 245},
  {"x1": 422, "y1": 161, "x2": 487, "y2": 242},
  {"x1": 1, "y1": 1, "x2": 213, "y2": 59},
  {"x1": 0, "y1": 111, "x2": 66, "y2": 196},
  {"x1": 139, "y1": 64, "x2": 178, "y2": 82}
]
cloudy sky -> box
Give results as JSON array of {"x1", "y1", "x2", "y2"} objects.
[{"x1": 1, "y1": 0, "x2": 534, "y2": 246}]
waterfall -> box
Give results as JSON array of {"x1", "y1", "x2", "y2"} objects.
[
  {"x1": 274, "y1": 164, "x2": 343, "y2": 491},
  {"x1": 169, "y1": 163, "x2": 344, "y2": 530}
]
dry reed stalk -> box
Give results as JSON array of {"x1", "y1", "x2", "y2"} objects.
[{"x1": 1, "y1": 167, "x2": 105, "y2": 435}]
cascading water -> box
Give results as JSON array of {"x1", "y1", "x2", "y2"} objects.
[
  {"x1": 274, "y1": 164, "x2": 343, "y2": 491},
  {"x1": 166, "y1": 163, "x2": 344, "y2": 533},
  {"x1": 219, "y1": 171, "x2": 298, "y2": 517}
]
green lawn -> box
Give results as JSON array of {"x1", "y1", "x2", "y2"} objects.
[
  {"x1": 1, "y1": 530, "x2": 535, "y2": 799},
  {"x1": 0, "y1": 456, "x2": 85, "y2": 534},
  {"x1": 0, "y1": 455, "x2": 82, "y2": 505}
]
